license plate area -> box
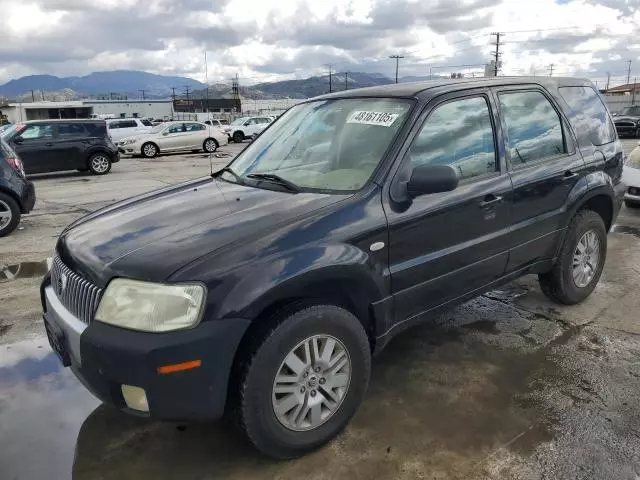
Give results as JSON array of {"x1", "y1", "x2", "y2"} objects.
[{"x1": 44, "y1": 316, "x2": 71, "y2": 367}]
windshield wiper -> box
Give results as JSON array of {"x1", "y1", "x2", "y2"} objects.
[
  {"x1": 244, "y1": 173, "x2": 300, "y2": 193},
  {"x1": 216, "y1": 166, "x2": 244, "y2": 184}
]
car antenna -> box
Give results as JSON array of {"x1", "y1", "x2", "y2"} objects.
[{"x1": 204, "y1": 48, "x2": 214, "y2": 177}]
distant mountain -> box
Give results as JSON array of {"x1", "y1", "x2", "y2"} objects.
[{"x1": 0, "y1": 70, "x2": 204, "y2": 98}]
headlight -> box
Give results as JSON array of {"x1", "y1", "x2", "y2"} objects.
[
  {"x1": 121, "y1": 138, "x2": 136, "y2": 145},
  {"x1": 95, "y1": 278, "x2": 206, "y2": 332}
]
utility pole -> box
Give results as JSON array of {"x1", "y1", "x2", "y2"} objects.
[
  {"x1": 548, "y1": 64, "x2": 555, "y2": 77},
  {"x1": 627, "y1": 59, "x2": 632, "y2": 85},
  {"x1": 138, "y1": 89, "x2": 146, "y2": 100},
  {"x1": 31, "y1": 90, "x2": 35, "y2": 102},
  {"x1": 171, "y1": 87, "x2": 177, "y2": 120},
  {"x1": 40, "y1": 90, "x2": 45, "y2": 101},
  {"x1": 184, "y1": 86, "x2": 191, "y2": 112},
  {"x1": 606, "y1": 72, "x2": 611, "y2": 92},
  {"x1": 345, "y1": 72, "x2": 348, "y2": 90},
  {"x1": 633, "y1": 77, "x2": 637, "y2": 106},
  {"x1": 326, "y1": 65, "x2": 334, "y2": 93},
  {"x1": 231, "y1": 74, "x2": 240, "y2": 113},
  {"x1": 491, "y1": 32, "x2": 503, "y2": 76},
  {"x1": 389, "y1": 55, "x2": 404, "y2": 83}
]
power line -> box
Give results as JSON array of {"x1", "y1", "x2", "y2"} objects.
[
  {"x1": 491, "y1": 32, "x2": 504, "y2": 76},
  {"x1": 389, "y1": 55, "x2": 405, "y2": 83}
]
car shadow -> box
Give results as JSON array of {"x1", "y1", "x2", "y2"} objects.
[{"x1": 28, "y1": 171, "x2": 91, "y2": 181}]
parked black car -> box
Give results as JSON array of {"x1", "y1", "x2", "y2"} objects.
[
  {"x1": 41, "y1": 77, "x2": 624, "y2": 458},
  {"x1": 0, "y1": 119, "x2": 119, "y2": 175},
  {"x1": 0, "y1": 138, "x2": 35, "y2": 236},
  {"x1": 613, "y1": 105, "x2": 640, "y2": 138}
]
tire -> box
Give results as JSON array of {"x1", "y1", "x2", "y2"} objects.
[
  {"x1": 203, "y1": 138, "x2": 219, "y2": 153},
  {"x1": 539, "y1": 209, "x2": 607, "y2": 305},
  {"x1": 141, "y1": 142, "x2": 158, "y2": 158},
  {"x1": 0, "y1": 192, "x2": 20, "y2": 237},
  {"x1": 233, "y1": 131, "x2": 244, "y2": 143},
  {"x1": 88, "y1": 153, "x2": 112, "y2": 175},
  {"x1": 234, "y1": 304, "x2": 371, "y2": 459},
  {"x1": 625, "y1": 200, "x2": 640, "y2": 209}
]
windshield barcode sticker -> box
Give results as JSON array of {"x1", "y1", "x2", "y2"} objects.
[{"x1": 346, "y1": 111, "x2": 400, "y2": 127}]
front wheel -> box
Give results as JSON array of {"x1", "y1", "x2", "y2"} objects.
[
  {"x1": 203, "y1": 138, "x2": 218, "y2": 153},
  {"x1": 232, "y1": 131, "x2": 244, "y2": 143},
  {"x1": 234, "y1": 304, "x2": 371, "y2": 459},
  {"x1": 539, "y1": 209, "x2": 607, "y2": 305},
  {"x1": 88, "y1": 153, "x2": 112, "y2": 175},
  {"x1": 141, "y1": 142, "x2": 158, "y2": 158}
]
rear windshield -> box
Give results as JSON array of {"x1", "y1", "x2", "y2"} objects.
[{"x1": 559, "y1": 86, "x2": 616, "y2": 146}]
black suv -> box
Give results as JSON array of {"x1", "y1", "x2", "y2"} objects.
[
  {"x1": 0, "y1": 138, "x2": 35, "y2": 236},
  {"x1": 1, "y1": 119, "x2": 119, "y2": 175},
  {"x1": 41, "y1": 78, "x2": 624, "y2": 458},
  {"x1": 613, "y1": 105, "x2": 640, "y2": 138}
]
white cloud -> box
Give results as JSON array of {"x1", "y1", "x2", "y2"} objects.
[{"x1": 0, "y1": 0, "x2": 637, "y2": 87}]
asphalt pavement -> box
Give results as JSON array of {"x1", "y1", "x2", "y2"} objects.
[{"x1": 1, "y1": 139, "x2": 640, "y2": 479}]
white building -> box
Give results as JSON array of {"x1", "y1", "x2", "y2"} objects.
[
  {"x1": 241, "y1": 98, "x2": 304, "y2": 115},
  {"x1": 1, "y1": 99, "x2": 174, "y2": 123}
]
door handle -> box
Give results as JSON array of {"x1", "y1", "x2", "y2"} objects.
[
  {"x1": 44, "y1": 142, "x2": 53, "y2": 147},
  {"x1": 479, "y1": 194, "x2": 503, "y2": 208},
  {"x1": 560, "y1": 170, "x2": 579, "y2": 182}
]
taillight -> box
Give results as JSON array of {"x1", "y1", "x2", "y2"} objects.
[{"x1": 7, "y1": 156, "x2": 25, "y2": 175}]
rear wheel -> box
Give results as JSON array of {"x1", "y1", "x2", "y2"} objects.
[
  {"x1": 203, "y1": 138, "x2": 219, "y2": 153},
  {"x1": 233, "y1": 131, "x2": 244, "y2": 143},
  {"x1": 539, "y1": 209, "x2": 606, "y2": 305},
  {"x1": 88, "y1": 153, "x2": 112, "y2": 175},
  {"x1": 141, "y1": 142, "x2": 158, "y2": 158},
  {"x1": 0, "y1": 193, "x2": 20, "y2": 237},
  {"x1": 234, "y1": 304, "x2": 370, "y2": 459}
]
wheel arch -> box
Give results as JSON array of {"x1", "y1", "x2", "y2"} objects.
[{"x1": 0, "y1": 186, "x2": 22, "y2": 210}]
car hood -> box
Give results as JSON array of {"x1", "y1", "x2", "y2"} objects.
[
  {"x1": 57, "y1": 177, "x2": 341, "y2": 286},
  {"x1": 614, "y1": 116, "x2": 640, "y2": 123}
]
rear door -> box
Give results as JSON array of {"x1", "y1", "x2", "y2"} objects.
[
  {"x1": 53, "y1": 123, "x2": 89, "y2": 170},
  {"x1": 384, "y1": 89, "x2": 513, "y2": 323},
  {"x1": 184, "y1": 122, "x2": 207, "y2": 148},
  {"x1": 11, "y1": 123, "x2": 56, "y2": 174},
  {"x1": 492, "y1": 86, "x2": 586, "y2": 272}
]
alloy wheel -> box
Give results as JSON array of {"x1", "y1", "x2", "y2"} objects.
[
  {"x1": 91, "y1": 155, "x2": 110, "y2": 173},
  {"x1": 272, "y1": 334, "x2": 351, "y2": 432},
  {"x1": 572, "y1": 229, "x2": 601, "y2": 288},
  {"x1": 204, "y1": 139, "x2": 217, "y2": 152},
  {"x1": 143, "y1": 144, "x2": 157, "y2": 157},
  {"x1": 0, "y1": 199, "x2": 13, "y2": 230}
]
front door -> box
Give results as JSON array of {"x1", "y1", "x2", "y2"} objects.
[
  {"x1": 493, "y1": 87, "x2": 587, "y2": 272},
  {"x1": 158, "y1": 123, "x2": 188, "y2": 151},
  {"x1": 384, "y1": 90, "x2": 513, "y2": 325},
  {"x1": 12, "y1": 123, "x2": 57, "y2": 174}
]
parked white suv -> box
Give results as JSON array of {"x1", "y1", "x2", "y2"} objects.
[
  {"x1": 223, "y1": 116, "x2": 272, "y2": 143},
  {"x1": 107, "y1": 118, "x2": 154, "y2": 142}
]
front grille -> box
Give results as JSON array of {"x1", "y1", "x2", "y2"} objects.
[
  {"x1": 51, "y1": 255, "x2": 103, "y2": 324},
  {"x1": 616, "y1": 122, "x2": 637, "y2": 128}
]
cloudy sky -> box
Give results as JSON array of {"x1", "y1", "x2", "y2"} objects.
[{"x1": 0, "y1": 0, "x2": 638, "y2": 86}]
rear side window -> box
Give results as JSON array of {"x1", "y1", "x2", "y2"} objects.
[
  {"x1": 408, "y1": 96, "x2": 497, "y2": 181},
  {"x1": 141, "y1": 119, "x2": 153, "y2": 127},
  {"x1": 498, "y1": 91, "x2": 565, "y2": 168},
  {"x1": 558, "y1": 86, "x2": 615, "y2": 146},
  {"x1": 58, "y1": 123, "x2": 86, "y2": 136},
  {"x1": 119, "y1": 120, "x2": 138, "y2": 128},
  {"x1": 108, "y1": 121, "x2": 120, "y2": 129}
]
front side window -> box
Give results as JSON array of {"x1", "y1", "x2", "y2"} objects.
[
  {"x1": 167, "y1": 123, "x2": 184, "y2": 134},
  {"x1": 559, "y1": 86, "x2": 615, "y2": 146},
  {"x1": 499, "y1": 90, "x2": 565, "y2": 168},
  {"x1": 185, "y1": 123, "x2": 205, "y2": 132},
  {"x1": 58, "y1": 123, "x2": 86, "y2": 136},
  {"x1": 108, "y1": 121, "x2": 120, "y2": 129},
  {"x1": 120, "y1": 120, "x2": 137, "y2": 128},
  {"x1": 18, "y1": 124, "x2": 53, "y2": 141},
  {"x1": 408, "y1": 96, "x2": 497, "y2": 180},
  {"x1": 226, "y1": 98, "x2": 412, "y2": 192}
]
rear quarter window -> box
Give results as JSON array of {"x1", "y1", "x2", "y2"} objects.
[{"x1": 558, "y1": 86, "x2": 616, "y2": 146}]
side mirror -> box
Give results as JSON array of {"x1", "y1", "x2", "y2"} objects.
[
  {"x1": 162, "y1": 131, "x2": 169, "y2": 136},
  {"x1": 612, "y1": 113, "x2": 618, "y2": 117},
  {"x1": 13, "y1": 136, "x2": 24, "y2": 145},
  {"x1": 244, "y1": 121, "x2": 251, "y2": 126},
  {"x1": 407, "y1": 164, "x2": 459, "y2": 198}
]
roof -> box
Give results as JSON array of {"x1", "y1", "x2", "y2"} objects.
[
  {"x1": 312, "y1": 76, "x2": 594, "y2": 100},
  {"x1": 84, "y1": 99, "x2": 172, "y2": 104},
  {"x1": 18, "y1": 119, "x2": 105, "y2": 124}
]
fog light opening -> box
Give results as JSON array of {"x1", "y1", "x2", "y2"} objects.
[{"x1": 121, "y1": 385, "x2": 149, "y2": 412}]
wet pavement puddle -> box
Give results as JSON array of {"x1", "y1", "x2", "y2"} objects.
[
  {"x1": 1, "y1": 296, "x2": 567, "y2": 480},
  {"x1": 0, "y1": 260, "x2": 49, "y2": 283}
]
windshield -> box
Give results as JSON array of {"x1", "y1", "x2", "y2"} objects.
[
  {"x1": 225, "y1": 98, "x2": 412, "y2": 192},
  {"x1": 231, "y1": 117, "x2": 248, "y2": 126},
  {"x1": 150, "y1": 124, "x2": 166, "y2": 134},
  {"x1": 622, "y1": 106, "x2": 640, "y2": 116}
]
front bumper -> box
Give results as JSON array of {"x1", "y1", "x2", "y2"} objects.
[
  {"x1": 41, "y1": 280, "x2": 250, "y2": 421},
  {"x1": 625, "y1": 186, "x2": 640, "y2": 203}
]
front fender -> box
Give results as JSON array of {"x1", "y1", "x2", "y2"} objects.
[{"x1": 214, "y1": 243, "x2": 388, "y2": 322}]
